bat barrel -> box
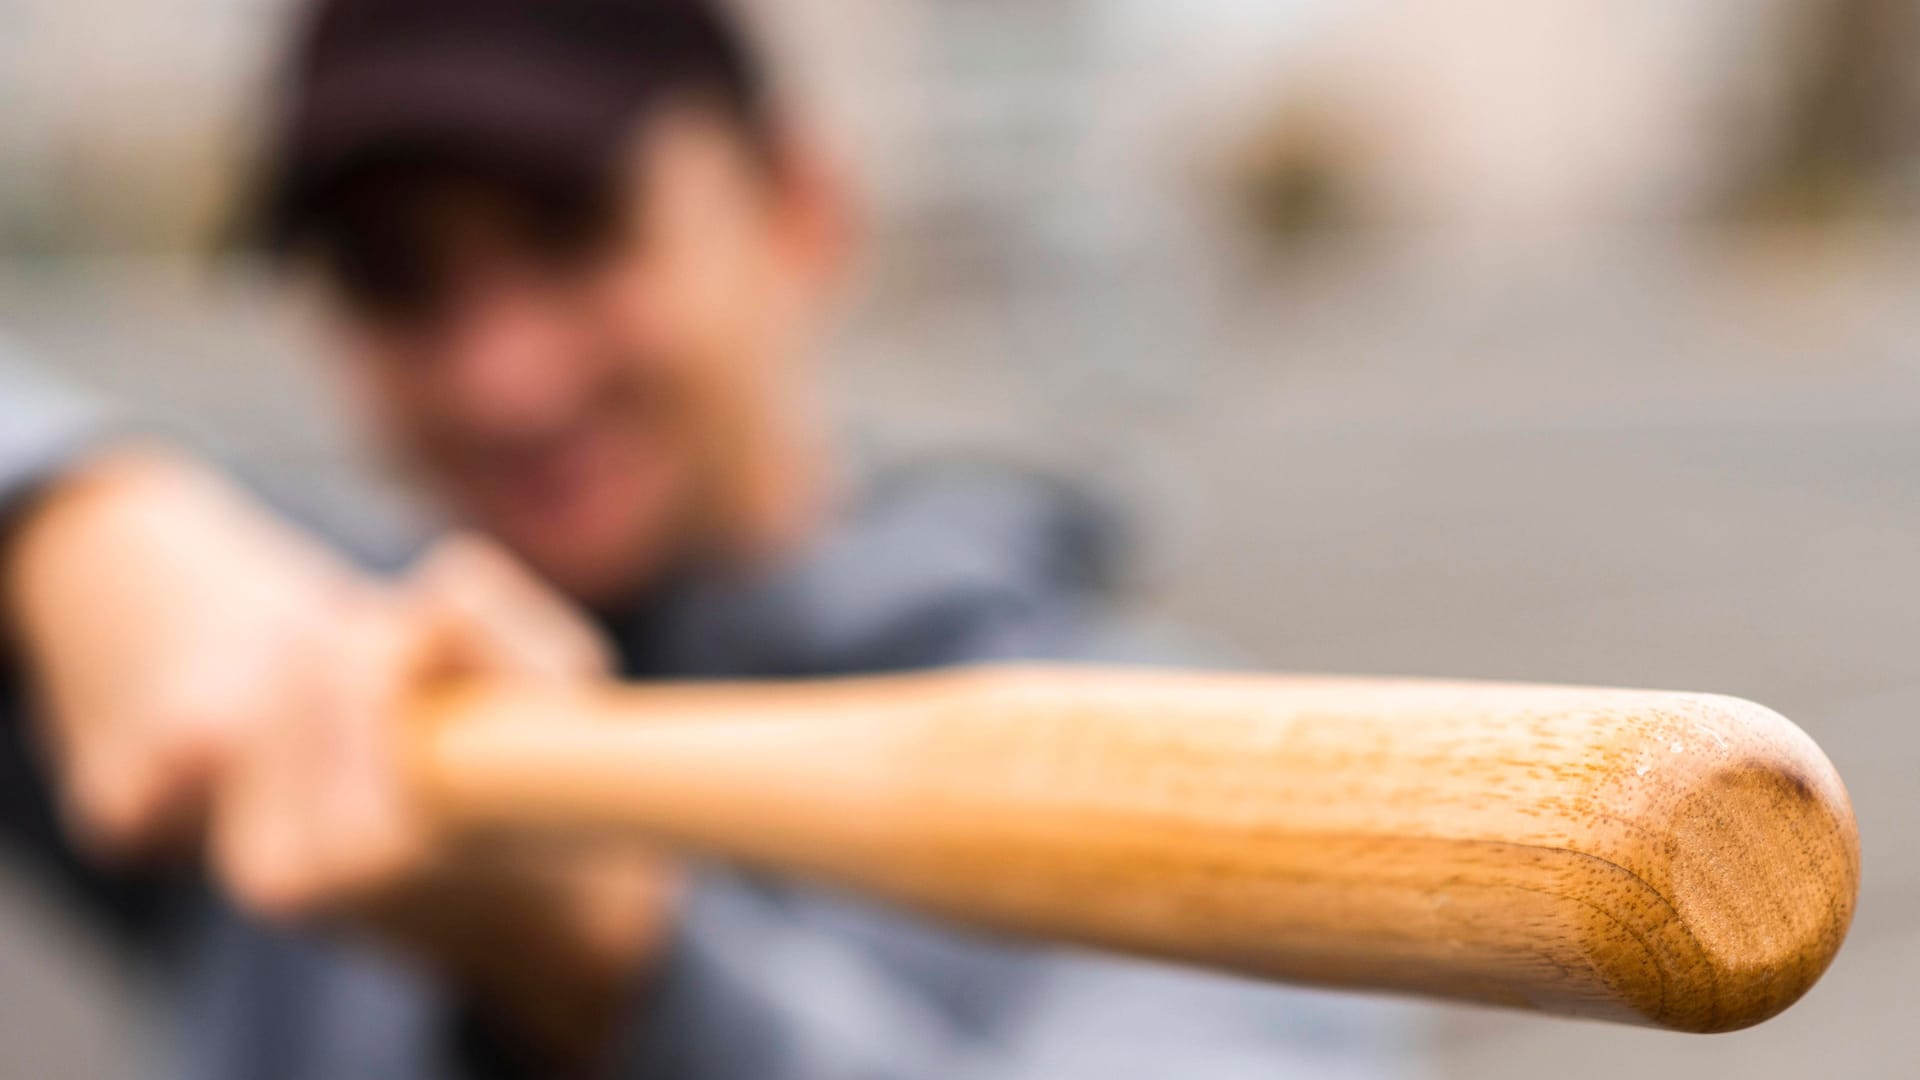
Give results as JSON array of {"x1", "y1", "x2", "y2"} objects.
[{"x1": 412, "y1": 665, "x2": 1859, "y2": 1033}]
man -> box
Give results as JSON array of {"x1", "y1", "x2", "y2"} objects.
[{"x1": 0, "y1": 0, "x2": 1421, "y2": 1076}]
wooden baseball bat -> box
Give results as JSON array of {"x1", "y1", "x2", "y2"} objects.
[{"x1": 411, "y1": 665, "x2": 1858, "y2": 1033}]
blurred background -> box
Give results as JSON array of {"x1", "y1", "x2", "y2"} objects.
[{"x1": 2, "y1": 0, "x2": 1917, "y2": 1075}]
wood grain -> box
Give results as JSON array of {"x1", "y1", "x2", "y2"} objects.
[{"x1": 413, "y1": 665, "x2": 1858, "y2": 1032}]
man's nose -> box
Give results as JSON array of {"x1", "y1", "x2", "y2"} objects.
[{"x1": 436, "y1": 287, "x2": 586, "y2": 436}]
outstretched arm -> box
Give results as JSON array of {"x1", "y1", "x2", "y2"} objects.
[{"x1": 0, "y1": 353, "x2": 676, "y2": 1069}]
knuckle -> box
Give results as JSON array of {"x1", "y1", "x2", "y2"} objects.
[
  {"x1": 557, "y1": 627, "x2": 616, "y2": 678},
  {"x1": 150, "y1": 678, "x2": 249, "y2": 744},
  {"x1": 224, "y1": 867, "x2": 312, "y2": 922},
  {"x1": 420, "y1": 534, "x2": 510, "y2": 590},
  {"x1": 214, "y1": 832, "x2": 317, "y2": 921},
  {"x1": 64, "y1": 762, "x2": 157, "y2": 855}
]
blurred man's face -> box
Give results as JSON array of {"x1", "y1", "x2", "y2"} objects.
[{"x1": 318, "y1": 108, "x2": 842, "y2": 604}]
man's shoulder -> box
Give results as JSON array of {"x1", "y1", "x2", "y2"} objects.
[
  {"x1": 856, "y1": 459, "x2": 1127, "y2": 600},
  {"x1": 639, "y1": 461, "x2": 1132, "y2": 677}
]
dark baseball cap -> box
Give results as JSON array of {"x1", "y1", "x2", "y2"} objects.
[{"x1": 251, "y1": 0, "x2": 771, "y2": 256}]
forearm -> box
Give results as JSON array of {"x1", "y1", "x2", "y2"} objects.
[
  {"x1": 4, "y1": 445, "x2": 353, "y2": 640},
  {"x1": 0, "y1": 351, "x2": 119, "y2": 644},
  {"x1": 0, "y1": 362, "x2": 192, "y2": 940},
  {"x1": 0, "y1": 348, "x2": 114, "y2": 525}
]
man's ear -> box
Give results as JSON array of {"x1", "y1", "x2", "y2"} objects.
[{"x1": 767, "y1": 125, "x2": 860, "y2": 305}]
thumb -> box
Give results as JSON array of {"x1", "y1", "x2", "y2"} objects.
[{"x1": 410, "y1": 535, "x2": 613, "y2": 685}]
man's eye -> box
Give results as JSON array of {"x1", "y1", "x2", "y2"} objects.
[
  {"x1": 332, "y1": 249, "x2": 447, "y2": 327},
  {"x1": 523, "y1": 199, "x2": 619, "y2": 275},
  {"x1": 527, "y1": 233, "x2": 604, "y2": 280}
]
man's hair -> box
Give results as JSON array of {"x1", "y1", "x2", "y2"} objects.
[{"x1": 251, "y1": 0, "x2": 776, "y2": 309}]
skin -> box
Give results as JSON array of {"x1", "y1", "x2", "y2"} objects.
[
  {"x1": 329, "y1": 106, "x2": 851, "y2": 605},
  {"x1": 2, "y1": 103, "x2": 852, "y2": 1067},
  {"x1": 3, "y1": 451, "x2": 671, "y2": 1062}
]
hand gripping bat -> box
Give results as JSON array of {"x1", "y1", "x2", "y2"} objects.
[{"x1": 411, "y1": 665, "x2": 1858, "y2": 1032}]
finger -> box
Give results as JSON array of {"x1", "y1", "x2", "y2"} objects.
[
  {"x1": 61, "y1": 740, "x2": 181, "y2": 860},
  {"x1": 209, "y1": 635, "x2": 329, "y2": 917},
  {"x1": 40, "y1": 670, "x2": 230, "y2": 860},
  {"x1": 411, "y1": 535, "x2": 612, "y2": 683},
  {"x1": 212, "y1": 597, "x2": 432, "y2": 918},
  {"x1": 314, "y1": 596, "x2": 437, "y2": 890}
]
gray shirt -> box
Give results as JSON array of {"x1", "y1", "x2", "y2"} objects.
[{"x1": 0, "y1": 347, "x2": 1429, "y2": 1080}]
